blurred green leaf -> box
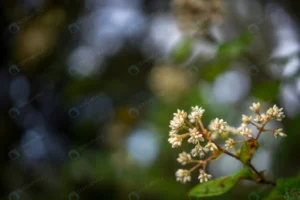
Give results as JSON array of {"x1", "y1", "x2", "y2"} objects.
[
  {"x1": 171, "y1": 38, "x2": 193, "y2": 64},
  {"x1": 264, "y1": 174, "x2": 300, "y2": 200},
  {"x1": 239, "y1": 138, "x2": 259, "y2": 165},
  {"x1": 252, "y1": 81, "x2": 280, "y2": 101},
  {"x1": 217, "y1": 33, "x2": 252, "y2": 59},
  {"x1": 200, "y1": 33, "x2": 252, "y2": 81},
  {"x1": 200, "y1": 57, "x2": 231, "y2": 82},
  {"x1": 189, "y1": 167, "x2": 253, "y2": 197}
]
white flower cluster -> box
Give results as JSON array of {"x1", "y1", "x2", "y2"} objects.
[
  {"x1": 169, "y1": 109, "x2": 187, "y2": 134},
  {"x1": 198, "y1": 169, "x2": 213, "y2": 183},
  {"x1": 170, "y1": 106, "x2": 220, "y2": 184},
  {"x1": 210, "y1": 118, "x2": 227, "y2": 133},
  {"x1": 238, "y1": 103, "x2": 286, "y2": 138},
  {"x1": 222, "y1": 103, "x2": 287, "y2": 152},
  {"x1": 168, "y1": 107, "x2": 205, "y2": 148},
  {"x1": 175, "y1": 169, "x2": 191, "y2": 184},
  {"x1": 169, "y1": 102, "x2": 286, "y2": 185},
  {"x1": 188, "y1": 106, "x2": 205, "y2": 123}
]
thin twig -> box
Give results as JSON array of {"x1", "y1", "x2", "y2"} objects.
[
  {"x1": 256, "y1": 123, "x2": 266, "y2": 140},
  {"x1": 185, "y1": 119, "x2": 194, "y2": 129},
  {"x1": 214, "y1": 143, "x2": 240, "y2": 160},
  {"x1": 198, "y1": 118, "x2": 207, "y2": 133}
]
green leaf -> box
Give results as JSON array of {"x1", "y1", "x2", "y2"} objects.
[
  {"x1": 200, "y1": 57, "x2": 231, "y2": 82},
  {"x1": 252, "y1": 81, "x2": 280, "y2": 101},
  {"x1": 239, "y1": 138, "x2": 259, "y2": 165},
  {"x1": 171, "y1": 38, "x2": 193, "y2": 64},
  {"x1": 264, "y1": 174, "x2": 300, "y2": 200},
  {"x1": 200, "y1": 32, "x2": 252, "y2": 82},
  {"x1": 217, "y1": 32, "x2": 252, "y2": 59},
  {"x1": 189, "y1": 168, "x2": 253, "y2": 197}
]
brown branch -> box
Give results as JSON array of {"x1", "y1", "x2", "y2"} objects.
[
  {"x1": 214, "y1": 141, "x2": 276, "y2": 186},
  {"x1": 214, "y1": 143, "x2": 240, "y2": 160},
  {"x1": 256, "y1": 123, "x2": 266, "y2": 140}
]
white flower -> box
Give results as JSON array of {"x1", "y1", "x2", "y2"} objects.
[
  {"x1": 177, "y1": 152, "x2": 192, "y2": 165},
  {"x1": 191, "y1": 144, "x2": 209, "y2": 157},
  {"x1": 250, "y1": 102, "x2": 261, "y2": 113},
  {"x1": 242, "y1": 115, "x2": 252, "y2": 125},
  {"x1": 188, "y1": 106, "x2": 205, "y2": 123},
  {"x1": 254, "y1": 115, "x2": 263, "y2": 124},
  {"x1": 210, "y1": 118, "x2": 227, "y2": 133},
  {"x1": 273, "y1": 128, "x2": 287, "y2": 138},
  {"x1": 169, "y1": 116, "x2": 185, "y2": 133},
  {"x1": 169, "y1": 129, "x2": 178, "y2": 135},
  {"x1": 174, "y1": 109, "x2": 187, "y2": 119},
  {"x1": 188, "y1": 128, "x2": 204, "y2": 144},
  {"x1": 168, "y1": 134, "x2": 183, "y2": 148},
  {"x1": 205, "y1": 142, "x2": 218, "y2": 152},
  {"x1": 226, "y1": 126, "x2": 241, "y2": 135},
  {"x1": 176, "y1": 169, "x2": 191, "y2": 184},
  {"x1": 225, "y1": 138, "x2": 235, "y2": 150},
  {"x1": 198, "y1": 169, "x2": 212, "y2": 183},
  {"x1": 266, "y1": 105, "x2": 285, "y2": 121},
  {"x1": 240, "y1": 128, "x2": 253, "y2": 138},
  {"x1": 254, "y1": 114, "x2": 269, "y2": 124}
]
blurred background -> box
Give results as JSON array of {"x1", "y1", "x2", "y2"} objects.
[{"x1": 1, "y1": 0, "x2": 300, "y2": 199}]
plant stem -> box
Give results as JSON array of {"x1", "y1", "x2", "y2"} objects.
[
  {"x1": 248, "y1": 163, "x2": 276, "y2": 186},
  {"x1": 185, "y1": 120, "x2": 194, "y2": 129},
  {"x1": 189, "y1": 162, "x2": 202, "y2": 173},
  {"x1": 256, "y1": 123, "x2": 266, "y2": 140},
  {"x1": 213, "y1": 141, "x2": 276, "y2": 186},
  {"x1": 198, "y1": 118, "x2": 206, "y2": 133},
  {"x1": 214, "y1": 143, "x2": 240, "y2": 160},
  {"x1": 250, "y1": 122, "x2": 260, "y2": 129}
]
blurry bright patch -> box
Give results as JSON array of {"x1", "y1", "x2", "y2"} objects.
[
  {"x1": 271, "y1": 7, "x2": 300, "y2": 58},
  {"x1": 81, "y1": 95, "x2": 114, "y2": 123},
  {"x1": 10, "y1": 76, "x2": 30, "y2": 107},
  {"x1": 146, "y1": 14, "x2": 182, "y2": 54},
  {"x1": 68, "y1": 45, "x2": 99, "y2": 78},
  {"x1": 126, "y1": 128, "x2": 159, "y2": 167},
  {"x1": 213, "y1": 70, "x2": 251, "y2": 104},
  {"x1": 22, "y1": 128, "x2": 46, "y2": 160},
  {"x1": 148, "y1": 64, "x2": 194, "y2": 103},
  {"x1": 280, "y1": 84, "x2": 300, "y2": 118},
  {"x1": 282, "y1": 56, "x2": 300, "y2": 78},
  {"x1": 209, "y1": 155, "x2": 241, "y2": 177},
  {"x1": 83, "y1": 7, "x2": 143, "y2": 56}
]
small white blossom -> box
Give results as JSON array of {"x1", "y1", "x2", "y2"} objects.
[
  {"x1": 176, "y1": 169, "x2": 191, "y2": 184},
  {"x1": 210, "y1": 118, "x2": 227, "y2": 133},
  {"x1": 191, "y1": 144, "x2": 209, "y2": 157},
  {"x1": 250, "y1": 102, "x2": 261, "y2": 113},
  {"x1": 273, "y1": 128, "x2": 287, "y2": 138},
  {"x1": 169, "y1": 116, "x2": 185, "y2": 133},
  {"x1": 225, "y1": 138, "x2": 235, "y2": 150},
  {"x1": 188, "y1": 128, "x2": 204, "y2": 144},
  {"x1": 254, "y1": 115, "x2": 263, "y2": 124},
  {"x1": 226, "y1": 126, "x2": 241, "y2": 135},
  {"x1": 174, "y1": 109, "x2": 187, "y2": 119},
  {"x1": 210, "y1": 132, "x2": 219, "y2": 140},
  {"x1": 266, "y1": 105, "x2": 285, "y2": 121},
  {"x1": 205, "y1": 142, "x2": 218, "y2": 152},
  {"x1": 188, "y1": 106, "x2": 205, "y2": 123},
  {"x1": 242, "y1": 115, "x2": 252, "y2": 125},
  {"x1": 168, "y1": 134, "x2": 183, "y2": 148},
  {"x1": 240, "y1": 128, "x2": 253, "y2": 138},
  {"x1": 254, "y1": 114, "x2": 269, "y2": 124},
  {"x1": 198, "y1": 169, "x2": 212, "y2": 183},
  {"x1": 177, "y1": 152, "x2": 192, "y2": 165},
  {"x1": 169, "y1": 129, "x2": 178, "y2": 135}
]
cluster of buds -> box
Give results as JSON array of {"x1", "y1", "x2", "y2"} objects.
[
  {"x1": 172, "y1": 0, "x2": 223, "y2": 37},
  {"x1": 168, "y1": 102, "x2": 286, "y2": 184}
]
